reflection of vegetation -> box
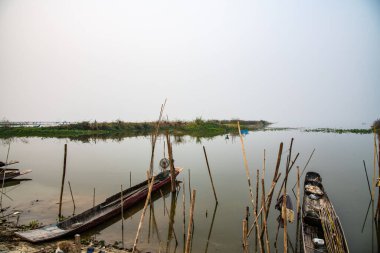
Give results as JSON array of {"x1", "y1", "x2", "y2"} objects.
[
  {"x1": 304, "y1": 128, "x2": 372, "y2": 134},
  {"x1": 0, "y1": 119, "x2": 271, "y2": 141}
]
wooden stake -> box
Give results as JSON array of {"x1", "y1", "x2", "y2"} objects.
[
  {"x1": 74, "y1": 234, "x2": 81, "y2": 253},
  {"x1": 58, "y1": 144, "x2": 67, "y2": 218},
  {"x1": 0, "y1": 143, "x2": 11, "y2": 210},
  {"x1": 185, "y1": 190, "x2": 196, "y2": 253},
  {"x1": 68, "y1": 181, "x2": 76, "y2": 213},
  {"x1": 132, "y1": 175, "x2": 156, "y2": 253},
  {"x1": 203, "y1": 146, "x2": 218, "y2": 203},
  {"x1": 93, "y1": 188, "x2": 95, "y2": 208}
]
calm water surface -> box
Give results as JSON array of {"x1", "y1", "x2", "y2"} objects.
[{"x1": 0, "y1": 130, "x2": 377, "y2": 252}]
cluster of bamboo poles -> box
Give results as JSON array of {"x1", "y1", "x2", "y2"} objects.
[{"x1": 238, "y1": 122, "x2": 304, "y2": 253}]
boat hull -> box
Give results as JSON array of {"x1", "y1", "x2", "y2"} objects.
[{"x1": 15, "y1": 168, "x2": 182, "y2": 243}]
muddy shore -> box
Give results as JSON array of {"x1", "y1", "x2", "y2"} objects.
[{"x1": 0, "y1": 219, "x2": 153, "y2": 253}]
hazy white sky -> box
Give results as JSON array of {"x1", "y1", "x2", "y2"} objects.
[{"x1": 0, "y1": 0, "x2": 379, "y2": 127}]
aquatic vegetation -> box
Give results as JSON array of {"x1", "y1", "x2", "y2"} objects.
[
  {"x1": 0, "y1": 119, "x2": 271, "y2": 139},
  {"x1": 304, "y1": 128, "x2": 372, "y2": 134}
]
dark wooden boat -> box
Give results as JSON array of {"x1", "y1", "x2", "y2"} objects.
[
  {"x1": 302, "y1": 172, "x2": 349, "y2": 253},
  {"x1": 0, "y1": 161, "x2": 19, "y2": 167},
  {"x1": 15, "y1": 168, "x2": 182, "y2": 243},
  {"x1": 0, "y1": 168, "x2": 32, "y2": 181}
]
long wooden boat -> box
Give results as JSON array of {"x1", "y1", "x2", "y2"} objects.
[
  {"x1": 0, "y1": 168, "x2": 32, "y2": 181},
  {"x1": 15, "y1": 168, "x2": 182, "y2": 243},
  {"x1": 302, "y1": 171, "x2": 349, "y2": 253}
]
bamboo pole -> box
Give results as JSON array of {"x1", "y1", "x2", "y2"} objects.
[
  {"x1": 149, "y1": 100, "x2": 167, "y2": 176},
  {"x1": 373, "y1": 132, "x2": 377, "y2": 204},
  {"x1": 182, "y1": 181, "x2": 186, "y2": 243},
  {"x1": 166, "y1": 133, "x2": 176, "y2": 193},
  {"x1": 247, "y1": 172, "x2": 282, "y2": 238},
  {"x1": 261, "y1": 178, "x2": 270, "y2": 253},
  {"x1": 132, "y1": 175, "x2": 156, "y2": 253},
  {"x1": 58, "y1": 144, "x2": 68, "y2": 218},
  {"x1": 295, "y1": 167, "x2": 301, "y2": 253},
  {"x1": 291, "y1": 148, "x2": 315, "y2": 191},
  {"x1": 237, "y1": 122, "x2": 263, "y2": 253},
  {"x1": 120, "y1": 185, "x2": 124, "y2": 249},
  {"x1": 68, "y1": 181, "x2": 76, "y2": 213},
  {"x1": 185, "y1": 190, "x2": 196, "y2": 253},
  {"x1": 363, "y1": 160, "x2": 373, "y2": 201},
  {"x1": 265, "y1": 143, "x2": 283, "y2": 219},
  {"x1": 130, "y1": 171, "x2": 132, "y2": 188},
  {"x1": 255, "y1": 169, "x2": 259, "y2": 250},
  {"x1": 203, "y1": 146, "x2": 218, "y2": 203}
]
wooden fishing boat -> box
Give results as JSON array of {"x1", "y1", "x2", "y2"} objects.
[
  {"x1": 0, "y1": 168, "x2": 32, "y2": 181},
  {"x1": 15, "y1": 168, "x2": 182, "y2": 243},
  {"x1": 302, "y1": 171, "x2": 349, "y2": 253}
]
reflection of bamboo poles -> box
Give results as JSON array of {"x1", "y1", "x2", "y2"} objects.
[
  {"x1": 160, "y1": 189, "x2": 166, "y2": 216},
  {"x1": 150, "y1": 202, "x2": 162, "y2": 243},
  {"x1": 255, "y1": 169, "x2": 259, "y2": 250},
  {"x1": 166, "y1": 192, "x2": 178, "y2": 249},
  {"x1": 363, "y1": 160, "x2": 373, "y2": 201},
  {"x1": 132, "y1": 174, "x2": 156, "y2": 253},
  {"x1": 205, "y1": 203, "x2": 218, "y2": 253},
  {"x1": 68, "y1": 181, "x2": 76, "y2": 214},
  {"x1": 185, "y1": 190, "x2": 196, "y2": 253}
]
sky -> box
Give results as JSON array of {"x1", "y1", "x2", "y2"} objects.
[{"x1": 0, "y1": 0, "x2": 379, "y2": 128}]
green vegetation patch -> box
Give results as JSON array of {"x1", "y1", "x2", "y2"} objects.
[{"x1": 0, "y1": 119, "x2": 271, "y2": 139}]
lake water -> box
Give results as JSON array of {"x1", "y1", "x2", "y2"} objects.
[{"x1": 0, "y1": 130, "x2": 377, "y2": 252}]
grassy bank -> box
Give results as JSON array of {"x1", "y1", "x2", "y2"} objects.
[{"x1": 0, "y1": 119, "x2": 270, "y2": 139}]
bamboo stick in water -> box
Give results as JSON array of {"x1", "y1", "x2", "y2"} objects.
[
  {"x1": 132, "y1": 175, "x2": 156, "y2": 253},
  {"x1": 185, "y1": 190, "x2": 196, "y2": 253}
]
